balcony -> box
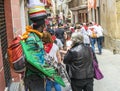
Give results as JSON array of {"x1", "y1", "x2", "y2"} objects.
[{"x1": 68, "y1": 0, "x2": 87, "y2": 9}]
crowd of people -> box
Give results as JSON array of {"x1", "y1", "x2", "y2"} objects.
[
  {"x1": 48, "y1": 21, "x2": 104, "y2": 55},
  {"x1": 19, "y1": 1, "x2": 104, "y2": 91},
  {"x1": 22, "y1": 19, "x2": 104, "y2": 91},
  {"x1": 43, "y1": 21, "x2": 104, "y2": 91}
]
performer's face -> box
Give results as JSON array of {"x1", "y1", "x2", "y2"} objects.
[{"x1": 38, "y1": 24, "x2": 45, "y2": 32}]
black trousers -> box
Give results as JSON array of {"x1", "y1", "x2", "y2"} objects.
[
  {"x1": 71, "y1": 78, "x2": 94, "y2": 91},
  {"x1": 24, "y1": 74, "x2": 45, "y2": 91}
]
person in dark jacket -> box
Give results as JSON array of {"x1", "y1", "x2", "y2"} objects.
[
  {"x1": 63, "y1": 32, "x2": 96, "y2": 91},
  {"x1": 55, "y1": 23, "x2": 65, "y2": 44}
]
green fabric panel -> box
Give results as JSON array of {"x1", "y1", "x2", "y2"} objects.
[{"x1": 21, "y1": 33, "x2": 65, "y2": 87}]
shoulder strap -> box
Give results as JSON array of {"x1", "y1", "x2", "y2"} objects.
[{"x1": 88, "y1": 47, "x2": 98, "y2": 63}]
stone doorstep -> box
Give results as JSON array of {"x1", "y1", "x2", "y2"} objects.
[
  {"x1": 9, "y1": 81, "x2": 25, "y2": 91},
  {"x1": 9, "y1": 82, "x2": 20, "y2": 91}
]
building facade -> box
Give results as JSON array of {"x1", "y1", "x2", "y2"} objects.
[
  {"x1": 68, "y1": 0, "x2": 88, "y2": 24},
  {"x1": 0, "y1": 0, "x2": 26, "y2": 90},
  {"x1": 68, "y1": 0, "x2": 100, "y2": 24},
  {"x1": 50, "y1": 0, "x2": 72, "y2": 24},
  {"x1": 100, "y1": 0, "x2": 120, "y2": 52},
  {"x1": 68, "y1": 0, "x2": 120, "y2": 52},
  {"x1": 88, "y1": 0, "x2": 100, "y2": 24}
]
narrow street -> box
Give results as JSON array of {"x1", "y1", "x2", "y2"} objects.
[
  {"x1": 9, "y1": 48, "x2": 120, "y2": 91},
  {"x1": 0, "y1": 0, "x2": 120, "y2": 91},
  {"x1": 94, "y1": 48, "x2": 120, "y2": 91}
]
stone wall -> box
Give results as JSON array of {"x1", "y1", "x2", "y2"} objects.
[
  {"x1": 116, "y1": 0, "x2": 120, "y2": 39},
  {"x1": 100, "y1": 0, "x2": 120, "y2": 53}
]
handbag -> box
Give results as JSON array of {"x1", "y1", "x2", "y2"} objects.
[
  {"x1": 93, "y1": 59, "x2": 104, "y2": 80},
  {"x1": 89, "y1": 47, "x2": 104, "y2": 80}
]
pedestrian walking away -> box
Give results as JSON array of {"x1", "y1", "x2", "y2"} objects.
[{"x1": 63, "y1": 32, "x2": 98, "y2": 91}]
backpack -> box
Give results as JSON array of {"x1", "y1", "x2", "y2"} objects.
[{"x1": 7, "y1": 36, "x2": 25, "y2": 73}]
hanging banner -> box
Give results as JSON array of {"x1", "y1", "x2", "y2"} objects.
[
  {"x1": 88, "y1": 0, "x2": 96, "y2": 11},
  {"x1": 41, "y1": 0, "x2": 52, "y2": 6}
]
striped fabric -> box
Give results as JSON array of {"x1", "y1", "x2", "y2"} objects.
[
  {"x1": 29, "y1": 6, "x2": 46, "y2": 13},
  {"x1": 29, "y1": 13, "x2": 47, "y2": 18},
  {"x1": 28, "y1": 0, "x2": 47, "y2": 20}
]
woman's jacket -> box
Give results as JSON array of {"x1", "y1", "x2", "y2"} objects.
[{"x1": 63, "y1": 43, "x2": 94, "y2": 79}]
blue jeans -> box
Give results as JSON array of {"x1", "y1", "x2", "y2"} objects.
[
  {"x1": 46, "y1": 80, "x2": 61, "y2": 91},
  {"x1": 97, "y1": 36, "x2": 103, "y2": 54},
  {"x1": 90, "y1": 38, "x2": 96, "y2": 52}
]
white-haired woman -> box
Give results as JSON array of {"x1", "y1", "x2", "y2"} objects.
[{"x1": 63, "y1": 32, "x2": 97, "y2": 91}]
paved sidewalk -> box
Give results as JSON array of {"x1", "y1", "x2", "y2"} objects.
[{"x1": 94, "y1": 48, "x2": 120, "y2": 91}]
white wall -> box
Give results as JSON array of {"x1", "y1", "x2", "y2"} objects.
[{"x1": 20, "y1": 0, "x2": 26, "y2": 33}]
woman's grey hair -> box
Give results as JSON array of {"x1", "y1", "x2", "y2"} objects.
[{"x1": 71, "y1": 32, "x2": 83, "y2": 45}]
